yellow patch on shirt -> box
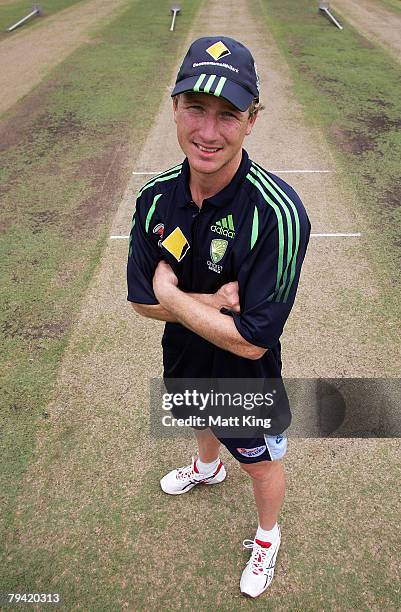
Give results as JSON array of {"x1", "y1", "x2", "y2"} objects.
[{"x1": 161, "y1": 227, "x2": 190, "y2": 262}]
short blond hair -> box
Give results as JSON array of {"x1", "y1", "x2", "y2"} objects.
[
  {"x1": 173, "y1": 92, "x2": 263, "y2": 117},
  {"x1": 248, "y1": 99, "x2": 264, "y2": 118}
]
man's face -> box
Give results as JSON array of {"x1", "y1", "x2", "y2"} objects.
[{"x1": 173, "y1": 92, "x2": 257, "y2": 177}]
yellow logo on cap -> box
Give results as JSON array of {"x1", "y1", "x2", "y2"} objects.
[
  {"x1": 161, "y1": 227, "x2": 190, "y2": 262},
  {"x1": 206, "y1": 41, "x2": 231, "y2": 61}
]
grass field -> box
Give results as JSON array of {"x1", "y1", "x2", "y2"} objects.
[
  {"x1": 0, "y1": 0, "x2": 199, "y2": 580},
  {"x1": 0, "y1": 0, "x2": 85, "y2": 37},
  {"x1": 255, "y1": 0, "x2": 401, "y2": 324},
  {"x1": 380, "y1": 0, "x2": 401, "y2": 13},
  {"x1": 1, "y1": 0, "x2": 400, "y2": 608}
]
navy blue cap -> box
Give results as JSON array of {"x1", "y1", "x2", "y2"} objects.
[{"x1": 171, "y1": 36, "x2": 260, "y2": 111}]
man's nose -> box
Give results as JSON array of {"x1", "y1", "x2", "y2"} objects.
[{"x1": 198, "y1": 112, "x2": 219, "y2": 142}]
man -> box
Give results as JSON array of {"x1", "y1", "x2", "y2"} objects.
[{"x1": 127, "y1": 36, "x2": 310, "y2": 598}]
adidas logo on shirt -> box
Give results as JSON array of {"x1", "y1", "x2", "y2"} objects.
[{"x1": 210, "y1": 214, "x2": 235, "y2": 239}]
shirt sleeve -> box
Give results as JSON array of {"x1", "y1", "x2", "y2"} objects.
[
  {"x1": 127, "y1": 197, "x2": 161, "y2": 305},
  {"x1": 232, "y1": 196, "x2": 311, "y2": 349}
]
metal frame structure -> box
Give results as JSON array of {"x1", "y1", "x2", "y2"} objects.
[
  {"x1": 170, "y1": 5, "x2": 181, "y2": 32},
  {"x1": 319, "y1": 2, "x2": 343, "y2": 30},
  {"x1": 7, "y1": 4, "x2": 42, "y2": 32}
]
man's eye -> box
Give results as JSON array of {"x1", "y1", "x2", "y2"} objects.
[{"x1": 222, "y1": 112, "x2": 236, "y2": 119}]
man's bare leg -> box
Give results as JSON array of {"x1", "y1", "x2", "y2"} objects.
[
  {"x1": 160, "y1": 427, "x2": 224, "y2": 494},
  {"x1": 194, "y1": 427, "x2": 221, "y2": 463},
  {"x1": 240, "y1": 460, "x2": 285, "y2": 530}
]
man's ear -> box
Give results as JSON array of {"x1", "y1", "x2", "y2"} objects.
[
  {"x1": 245, "y1": 110, "x2": 258, "y2": 136},
  {"x1": 172, "y1": 96, "x2": 179, "y2": 124}
]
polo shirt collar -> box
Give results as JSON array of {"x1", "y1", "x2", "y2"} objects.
[{"x1": 177, "y1": 149, "x2": 251, "y2": 208}]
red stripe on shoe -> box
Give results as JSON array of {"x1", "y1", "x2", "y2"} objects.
[
  {"x1": 210, "y1": 461, "x2": 223, "y2": 478},
  {"x1": 255, "y1": 539, "x2": 272, "y2": 548},
  {"x1": 195, "y1": 460, "x2": 222, "y2": 478}
]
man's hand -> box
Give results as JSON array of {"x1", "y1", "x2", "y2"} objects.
[
  {"x1": 214, "y1": 281, "x2": 240, "y2": 313},
  {"x1": 142, "y1": 263, "x2": 263, "y2": 359},
  {"x1": 153, "y1": 260, "x2": 178, "y2": 305}
]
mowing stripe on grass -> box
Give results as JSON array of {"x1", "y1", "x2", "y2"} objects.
[
  {"x1": 254, "y1": 0, "x2": 401, "y2": 316},
  {"x1": 0, "y1": 0, "x2": 200, "y2": 579},
  {"x1": 0, "y1": 0, "x2": 86, "y2": 36}
]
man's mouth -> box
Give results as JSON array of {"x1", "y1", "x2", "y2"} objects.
[{"x1": 194, "y1": 143, "x2": 222, "y2": 154}]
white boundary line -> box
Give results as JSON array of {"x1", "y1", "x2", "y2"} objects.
[
  {"x1": 110, "y1": 232, "x2": 361, "y2": 240},
  {"x1": 132, "y1": 169, "x2": 333, "y2": 175}
]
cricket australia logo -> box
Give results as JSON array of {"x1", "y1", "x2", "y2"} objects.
[
  {"x1": 210, "y1": 214, "x2": 235, "y2": 239},
  {"x1": 210, "y1": 239, "x2": 227, "y2": 263},
  {"x1": 207, "y1": 239, "x2": 227, "y2": 274}
]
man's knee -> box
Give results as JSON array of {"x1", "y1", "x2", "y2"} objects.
[{"x1": 240, "y1": 459, "x2": 283, "y2": 480}]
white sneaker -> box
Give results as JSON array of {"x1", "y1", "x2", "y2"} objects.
[
  {"x1": 240, "y1": 527, "x2": 281, "y2": 598},
  {"x1": 160, "y1": 457, "x2": 226, "y2": 495}
]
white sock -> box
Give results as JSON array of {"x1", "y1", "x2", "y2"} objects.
[
  {"x1": 196, "y1": 457, "x2": 220, "y2": 475},
  {"x1": 256, "y1": 523, "x2": 279, "y2": 545}
]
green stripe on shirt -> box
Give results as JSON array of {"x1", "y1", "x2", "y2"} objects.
[
  {"x1": 145, "y1": 193, "x2": 162, "y2": 233},
  {"x1": 251, "y1": 163, "x2": 301, "y2": 302},
  {"x1": 246, "y1": 172, "x2": 285, "y2": 298},
  {"x1": 250, "y1": 205, "x2": 259, "y2": 250}
]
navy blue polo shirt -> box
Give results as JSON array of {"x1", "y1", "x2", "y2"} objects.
[{"x1": 127, "y1": 149, "x2": 310, "y2": 386}]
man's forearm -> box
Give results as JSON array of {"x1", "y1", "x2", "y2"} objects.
[
  {"x1": 158, "y1": 287, "x2": 265, "y2": 360},
  {"x1": 131, "y1": 292, "x2": 217, "y2": 322},
  {"x1": 187, "y1": 292, "x2": 217, "y2": 307},
  {"x1": 131, "y1": 302, "x2": 177, "y2": 321}
]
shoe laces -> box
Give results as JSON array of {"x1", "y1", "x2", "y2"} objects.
[
  {"x1": 243, "y1": 539, "x2": 271, "y2": 575},
  {"x1": 176, "y1": 457, "x2": 197, "y2": 481}
]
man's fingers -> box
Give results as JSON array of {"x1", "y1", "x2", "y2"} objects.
[{"x1": 226, "y1": 281, "x2": 239, "y2": 291}]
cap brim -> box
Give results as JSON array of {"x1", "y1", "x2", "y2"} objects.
[{"x1": 171, "y1": 76, "x2": 254, "y2": 112}]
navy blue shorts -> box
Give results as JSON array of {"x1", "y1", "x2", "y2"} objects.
[
  {"x1": 163, "y1": 325, "x2": 290, "y2": 463},
  {"x1": 216, "y1": 431, "x2": 288, "y2": 463}
]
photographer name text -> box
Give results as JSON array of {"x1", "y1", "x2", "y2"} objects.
[{"x1": 161, "y1": 415, "x2": 272, "y2": 429}]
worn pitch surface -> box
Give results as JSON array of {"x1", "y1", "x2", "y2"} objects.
[{"x1": 6, "y1": 0, "x2": 400, "y2": 607}]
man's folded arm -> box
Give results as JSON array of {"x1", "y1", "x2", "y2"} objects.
[
  {"x1": 153, "y1": 287, "x2": 267, "y2": 361},
  {"x1": 130, "y1": 292, "x2": 220, "y2": 322},
  {"x1": 130, "y1": 302, "x2": 177, "y2": 322}
]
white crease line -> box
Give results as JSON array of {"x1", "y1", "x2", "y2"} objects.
[
  {"x1": 110, "y1": 232, "x2": 361, "y2": 240},
  {"x1": 311, "y1": 233, "x2": 361, "y2": 237},
  {"x1": 270, "y1": 170, "x2": 332, "y2": 174},
  {"x1": 132, "y1": 169, "x2": 333, "y2": 175}
]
